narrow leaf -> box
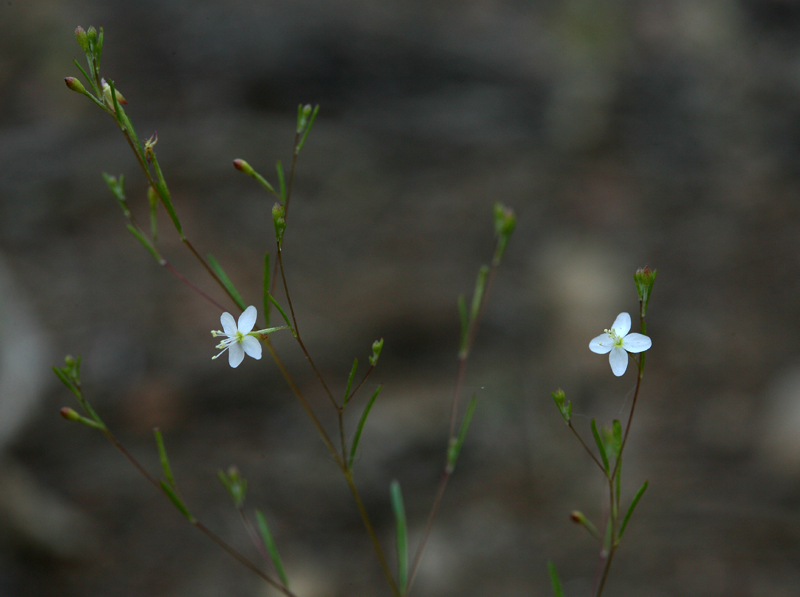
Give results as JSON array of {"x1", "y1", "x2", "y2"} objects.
[
  {"x1": 126, "y1": 224, "x2": 161, "y2": 262},
  {"x1": 457, "y1": 294, "x2": 468, "y2": 356},
  {"x1": 296, "y1": 105, "x2": 319, "y2": 153},
  {"x1": 446, "y1": 395, "x2": 478, "y2": 474},
  {"x1": 207, "y1": 254, "x2": 246, "y2": 311},
  {"x1": 52, "y1": 367, "x2": 81, "y2": 399},
  {"x1": 618, "y1": 479, "x2": 648, "y2": 541},
  {"x1": 591, "y1": 419, "x2": 609, "y2": 475},
  {"x1": 547, "y1": 561, "x2": 565, "y2": 597},
  {"x1": 343, "y1": 358, "x2": 358, "y2": 407},
  {"x1": 469, "y1": 265, "x2": 489, "y2": 323},
  {"x1": 348, "y1": 385, "x2": 382, "y2": 468},
  {"x1": 267, "y1": 293, "x2": 295, "y2": 337},
  {"x1": 256, "y1": 509, "x2": 289, "y2": 587},
  {"x1": 390, "y1": 480, "x2": 408, "y2": 595},
  {"x1": 153, "y1": 428, "x2": 176, "y2": 489},
  {"x1": 160, "y1": 479, "x2": 194, "y2": 522}
]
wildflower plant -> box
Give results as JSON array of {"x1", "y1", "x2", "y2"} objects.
[
  {"x1": 55, "y1": 26, "x2": 515, "y2": 597},
  {"x1": 548, "y1": 266, "x2": 656, "y2": 597}
]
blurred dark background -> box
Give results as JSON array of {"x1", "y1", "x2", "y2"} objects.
[{"x1": 2, "y1": 0, "x2": 800, "y2": 595}]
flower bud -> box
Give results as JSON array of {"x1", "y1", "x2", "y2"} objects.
[
  {"x1": 272, "y1": 202, "x2": 286, "y2": 245},
  {"x1": 633, "y1": 266, "x2": 656, "y2": 315},
  {"x1": 551, "y1": 388, "x2": 571, "y2": 424},
  {"x1": 64, "y1": 77, "x2": 92, "y2": 99},
  {"x1": 60, "y1": 407, "x2": 81, "y2": 421},
  {"x1": 233, "y1": 159, "x2": 254, "y2": 175},
  {"x1": 369, "y1": 338, "x2": 384, "y2": 366},
  {"x1": 75, "y1": 26, "x2": 89, "y2": 52},
  {"x1": 86, "y1": 26, "x2": 98, "y2": 44}
]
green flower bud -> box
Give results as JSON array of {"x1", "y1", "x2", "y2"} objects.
[
  {"x1": 233, "y1": 159, "x2": 254, "y2": 175},
  {"x1": 633, "y1": 266, "x2": 656, "y2": 316},
  {"x1": 74, "y1": 26, "x2": 89, "y2": 52},
  {"x1": 369, "y1": 338, "x2": 384, "y2": 366},
  {"x1": 60, "y1": 407, "x2": 81, "y2": 421},
  {"x1": 272, "y1": 202, "x2": 286, "y2": 245},
  {"x1": 551, "y1": 388, "x2": 571, "y2": 424}
]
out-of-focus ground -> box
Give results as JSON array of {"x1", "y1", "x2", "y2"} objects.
[{"x1": 2, "y1": 1, "x2": 800, "y2": 595}]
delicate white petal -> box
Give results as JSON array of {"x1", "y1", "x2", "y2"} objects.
[
  {"x1": 241, "y1": 335, "x2": 262, "y2": 360},
  {"x1": 622, "y1": 333, "x2": 651, "y2": 353},
  {"x1": 589, "y1": 334, "x2": 613, "y2": 354},
  {"x1": 610, "y1": 313, "x2": 631, "y2": 337},
  {"x1": 228, "y1": 343, "x2": 245, "y2": 368},
  {"x1": 238, "y1": 306, "x2": 258, "y2": 334},
  {"x1": 608, "y1": 347, "x2": 628, "y2": 376},
  {"x1": 220, "y1": 312, "x2": 237, "y2": 336}
]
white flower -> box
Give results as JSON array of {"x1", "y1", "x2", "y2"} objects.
[
  {"x1": 589, "y1": 313, "x2": 651, "y2": 377},
  {"x1": 211, "y1": 305, "x2": 262, "y2": 368}
]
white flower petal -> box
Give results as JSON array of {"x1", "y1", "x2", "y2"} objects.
[
  {"x1": 622, "y1": 333, "x2": 651, "y2": 353},
  {"x1": 238, "y1": 306, "x2": 258, "y2": 334},
  {"x1": 610, "y1": 313, "x2": 631, "y2": 336},
  {"x1": 241, "y1": 335, "x2": 262, "y2": 360},
  {"x1": 228, "y1": 342, "x2": 245, "y2": 368},
  {"x1": 220, "y1": 312, "x2": 237, "y2": 336},
  {"x1": 608, "y1": 347, "x2": 628, "y2": 376},
  {"x1": 589, "y1": 334, "x2": 613, "y2": 354}
]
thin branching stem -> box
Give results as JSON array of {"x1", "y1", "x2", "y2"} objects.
[
  {"x1": 94, "y1": 418, "x2": 295, "y2": 596},
  {"x1": 406, "y1": 237, "x2": 504, "y2": 595}
]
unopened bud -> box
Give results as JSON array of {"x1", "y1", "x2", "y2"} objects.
[
  {"x1": 75, "y1": 26, "x2": 89, "y2": 52},
  {"x1": 233, "y1": 159, "x2": 254, "y2": 175},
  {"x1": 86, "y1": 26, "x2": 98, "y2": 44},
  {"x1": 369, "y1": 338, "x2": 384, "y2": 366},
  {"x1": 60, "y1": 407, "x2": 81, "y2": 421},
  {"x1": 64, "y1": 77, "x2": 90, "y2": 98},
  {"x1": 272, "y1": 202, "x2": 286, "y2": 245}
]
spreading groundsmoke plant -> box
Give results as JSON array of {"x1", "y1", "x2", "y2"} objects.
[{"x1": 55, "y1": 25, "x2": 654, "y2": 597}]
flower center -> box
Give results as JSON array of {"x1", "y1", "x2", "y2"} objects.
[{"x1": 605, "y1": 328, "x2": 625, "y2": 348}]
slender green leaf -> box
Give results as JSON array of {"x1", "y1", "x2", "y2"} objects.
[
  {"x1": 469, "y1": 265, "x2": 489, "y2": 323},
  {"x1": 153, "y1": 428, "x2": 176, "y2": 489},
  {"x1": 618, "y1": 479, "x2": 648, "y2": 541},
  {"x1": 547, "y1": 561, "x2": 565, "y2": 597},
  {"x1": 296, "y1": 105, "x2": 319, "y2": 153},
  {"x1": 348, "y1": 385, "x2": 382, "y2": 468},
  {"x1": 267, "y1": 293, "x2": 295, "y2": 337},
  {"x1": 207, "y1": 254, "x2": 246, "y2": 311},
  {"x1": 256, "y1": 509, "x2": 289, "y2": 587},
  {"x1": 390, "y1": 480, "x2": 408, "y2": 595},
  {"x1": 126, "y1": 224, "x2": 161, "y2": 262},
  {"x1": 446, "y1": 395, "x2": 478, "y2": 474},
  {"x1": 343, "y1": 358, "x2": 358, "y2": 407},
  {"x1": 159, "y1": 479, "x2": 194, "y2": 522},
  {"x1": 591, "y1": 419, "x2": 609, "y2": 475},
  {"x1": 149, "y1": 154, "x2": 183, "y2": 237},
  {"x1": 52, "y1": 367, "x2": 81, "y2": 399}
]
